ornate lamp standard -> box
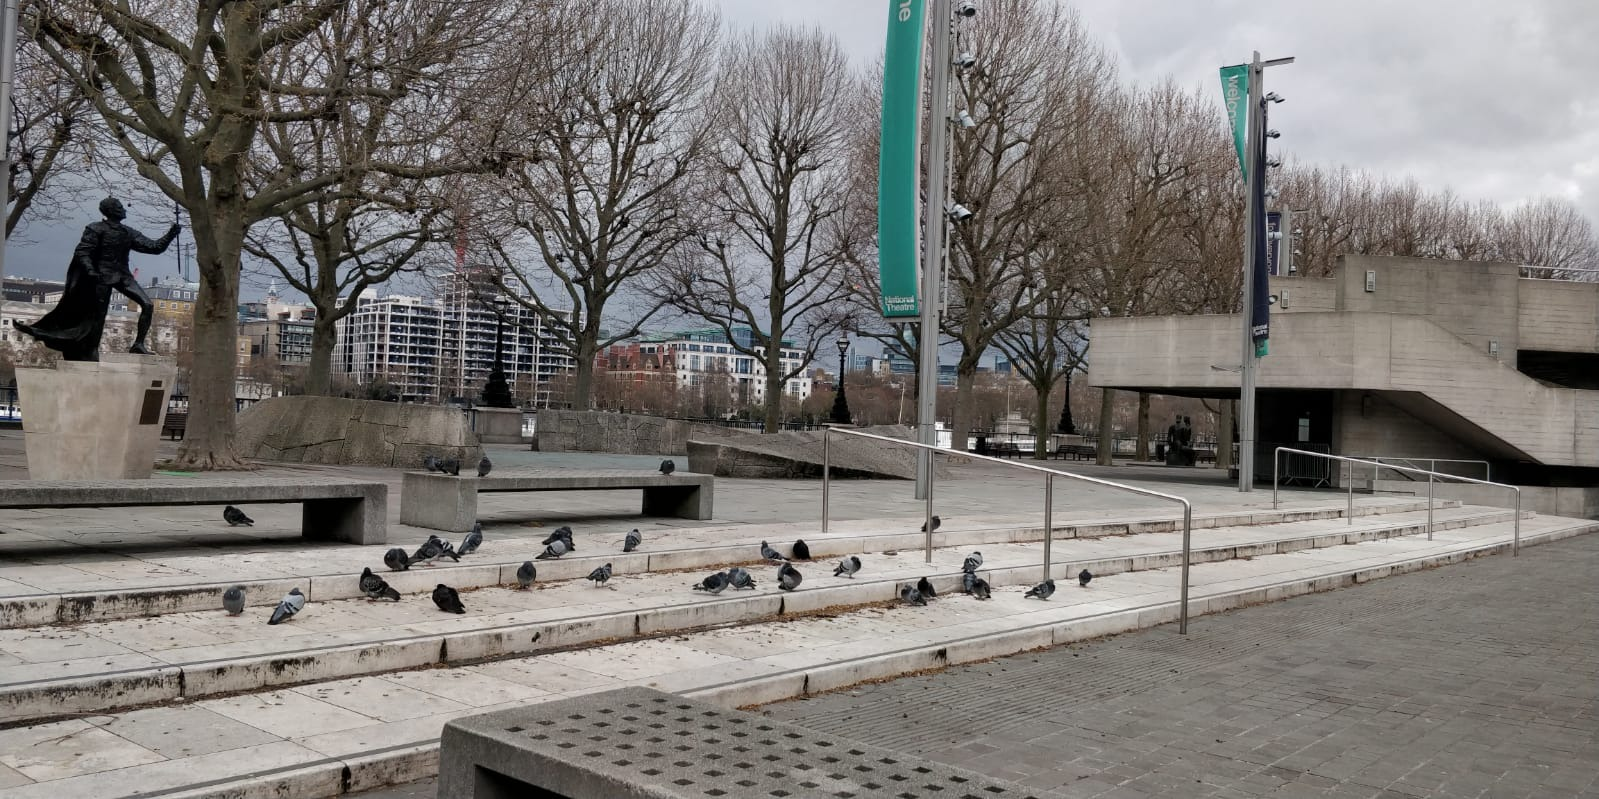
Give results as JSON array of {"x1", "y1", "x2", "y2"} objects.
[
  {"x1": 480, "y1": 297, "x2": 515, "y2": 408},
  {"x1": 829, "y1": 334, "x2": 851, "y2": 424}
]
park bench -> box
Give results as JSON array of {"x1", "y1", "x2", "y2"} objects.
[
  {"x1": 1054, "y1": 443, "x2": 1097, "y2": 460},
  {"x1": 400, "y1": 469, "x2": 713, "y2": 532},
  {"x1": 438, "y1": 687, "x2": 1050, "y2": 799},
  {"x1": 161, "y1": 411, "x2": 187, "y2": 440},
  {"x1": 0, "y1": 477, "x2": 388, "y2": 544}
]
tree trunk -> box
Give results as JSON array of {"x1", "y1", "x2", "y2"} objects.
[
  {"x1": 763, "y1": 339, "x2": 784, "y2": 434},
  {"x1": 1217, "y1": 398, "x2": 1235, "y2": 470},
  {"x1": 1095, "y1": 388, "x2": 1115, "y2": 466},
  {"x1": 571, "y1": 328, "x2": 598, "y2": 409},
  {"x1": 949, "y1": 361, "x2": 977, "y2": 453},
  {"x1": 1032, "y1": 380, "x2": 1051, "y2": 460},
  {"x1": 304, "y1": 312, "x2": 338, "y2": 396},
  {"x1": 173, "y1": 208, "x2": 247, "y2": 470},
  {"x1": 1134, "y1": 392, "x2": 1150, "y2": 461}
]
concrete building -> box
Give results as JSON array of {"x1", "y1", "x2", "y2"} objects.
[
  {"x1": 1089, "y1": 255, "x2": 1599, "y2": 516},
  {"x1": 617, "y1": 328, "x2": 813, "y2": 406}
]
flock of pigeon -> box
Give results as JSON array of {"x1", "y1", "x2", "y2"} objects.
[{"x1": 422, "y1": 453, "x2": 494, "y2": 478}]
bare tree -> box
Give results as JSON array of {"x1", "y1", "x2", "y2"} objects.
[
  {"x1": 479, "y1": 0, "x2": 718, "y2": 409},
  {"x1": 992, "y1": 270, "x2": 1088, "y2": 459},
  {"x1": 659, "y1": 25, "x2": 853, "y2": 432},
  {"x1": 1496, "y1": 196, "x2": 1599, "y2": 278},
  {"x1": 5, "y1": 36, "x2": 93, "y2": 238}
]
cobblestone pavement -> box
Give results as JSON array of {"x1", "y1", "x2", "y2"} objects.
[{"x1": 356, "y1": 534, "x2": 1598, "y2": 799}]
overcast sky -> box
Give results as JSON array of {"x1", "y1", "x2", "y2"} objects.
[{"x1": 7, "y1": 0, "x2": 1597, "y2": 297}]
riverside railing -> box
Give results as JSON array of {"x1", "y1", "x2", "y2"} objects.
[
  {"x1": 821, "y1": 427, "x2": 1198, "y2": 633},
  {"x1": 1272, "y1": 447, "x2": 1521, "y2": 556}
]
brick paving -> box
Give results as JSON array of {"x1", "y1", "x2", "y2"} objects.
[{"x1": 357, "y1": 533, "x2": 1598, "y2": 799}]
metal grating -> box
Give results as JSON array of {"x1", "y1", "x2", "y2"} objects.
[{"x1": 463, "y1": 687, "x2": 1055, "y2": 798}]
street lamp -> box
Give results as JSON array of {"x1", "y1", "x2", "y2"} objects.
[
  {"x1": 481, "y1": 296, "x2": 515, "y2": 408},
  {"x1": 830, "y1": 334, "x2": 852, "y2": 425}
]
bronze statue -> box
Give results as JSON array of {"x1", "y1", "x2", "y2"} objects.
[{"x1": 15, "y1": 197, "x2": 179, "y2": 361}]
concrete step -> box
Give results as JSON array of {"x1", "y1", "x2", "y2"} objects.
[
  {"x1": 0, "y1": 505, "x2": 1515, "y2": 725},
  {"x1": 0, "y1": 513, "x2": 1587, "y2": 799},
  {"x1": 0, "y1": 497, "x2": 1458, "y2": 629}
]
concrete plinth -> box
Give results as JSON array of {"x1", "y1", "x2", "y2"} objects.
[
  {"x1": 472, "y1": 407, "x2": 524, "y2": 444},
  {"x1": 16, "y1": 354, "x2": 177, "y2": 480}
]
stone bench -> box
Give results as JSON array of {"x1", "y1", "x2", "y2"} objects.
[
  {"x1": 0, "y1": 477, "x2": 388, "y2": 544},
  {"x1": 438, "y1": 687, "x2": 1052, "y2": 799},
  {"x1": 400, "y1": 469, "x2": 713, "y2": 532}
]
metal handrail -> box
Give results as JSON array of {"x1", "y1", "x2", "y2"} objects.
[
  {"x1": 822, "y1": 427, "x2": 1198, "y2": 633},
  {"x1": 1345, "y1": 455, "x2": 1491, "y2": 483},
  {"x1": 1272, "y1": 447, "x2": 1521, "y2": 556}
]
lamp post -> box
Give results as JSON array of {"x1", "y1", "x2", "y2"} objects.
[
  {"x1": 481, "y1": 297, "x2": 515, "y2": 408},
  {"x1": 830, "y1": 334, "x2": 851, "y2": 425}
]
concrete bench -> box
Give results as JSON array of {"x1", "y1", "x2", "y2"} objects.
[
  {"x1": 400, "y1": 469, "x2": 713, "y2": 532},
  {"x1": 438, "y1": 687, "x2": 1051, "y2": 799},
  {"x1": 0, "y1": 477, "x2": 388, "y2": 544}
]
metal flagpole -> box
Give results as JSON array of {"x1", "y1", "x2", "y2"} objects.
[
  {"x1": 915, "y1": 0, "x2": 953, "y2": 501},
  {"x1": 0, "y1": 0, "x2": 21, "y2": 318}
]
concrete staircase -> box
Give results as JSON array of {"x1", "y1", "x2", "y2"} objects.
[{"x1": 0, "y1": 499, "x2": 1590, "y2": 798}]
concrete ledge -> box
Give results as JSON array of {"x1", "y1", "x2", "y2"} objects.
[{"x1": 399, "y1": 470, "x2": 714, "y2": 532}]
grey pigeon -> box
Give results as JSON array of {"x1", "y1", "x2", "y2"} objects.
[
  {"x1": 792, "y1": 539, "x2": 811, "y2": 561},
  {"x1": 586, "y1": 563, "x2": 613, "y2": 587},
  {"x1": 360, "y1": 567, "x2": 401, "y2": 601},
  {"x1": 383, "y1": 547, "x2": 410, "y2": 572},
  {"x1": 223, "y1": 505, "x2": 253, "y2": 527},
  {"x1": 921, "y1": 515, "x2": 941, "y2": 532},
  {"x1": 961, "y1": 552, "x2": 983, "y2": 574},
  {"x1": 542, "y1": 526, "x2": 575, "y2": 549},
  {"x1": 440, "y1": 457, "x2": 461, "y2": 476},
  {"x1": 432, "y1": 583, "x2": 466, "y2": 614},
  {"x1": 971, "y1": 577, "x2": 992, "y2": 600},
  {"x1": 458, "y1": 522, "x2": 483, "y2": 556},
  {"x1": 832, "y1": 556, "x2": 861, "y2": 578},
  {"x1": 268, "y1": 588, "x2": 305, "y2": 625},
  {"x1": 477, "y1": 455, "x2": 492, "y2": 477},
  {"x1": 777, "y1": 562, "x2": 803, "y2": 591},
  {"x1": 222, "y1": 586, "x2": 246, "y2": 615},
  {"x1": 961, "y1": 571, "x2": 978, "y2": 595},
  {"x1": 515, "y1": 561, "x2": 537, "y2": 589},
  {"x1": 899, "y1": 585, "x2": 927, "y2": 606},
  {"x1": 693, "y1": 571, "x2": 729, "y2": 594},
  {"x1": 659, "y1": 459, "x2": 675, "y2": 475},
  {"x1": 535, "y1": 538, "x2": 569, "y2": 560},
  {"x1": 726, "y1": 567, "x2": 757, "y2": 589},
  {"x1": 1078, "y1": 569, "x2": 1093, "y2": 588},
  {"x1": 623, "y1": 528, "x2": 641, "y2": 553},
  {"x1": 760, "y1": 540, "x2": 786, "y2": 563},
  {"x1": 1025, "y1": 579, "x2": 1056, "y2": 600},
  {"x1": 410, "y1": 536, "x2": 456, "y2": 566},
  {"x1": 423, "y1": 454, "x2": 439, "y2": 473},
  {"x1": 916, "y1": 576, "x2": 937, "y2": 600}
]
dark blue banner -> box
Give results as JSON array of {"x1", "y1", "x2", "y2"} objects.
[
  {"x1": 1265, "y1": 211, "x2": 1282, "y2": 276},
  {"x1": 1250, "y1": 105, "x2": 1271, "y2": 356}
]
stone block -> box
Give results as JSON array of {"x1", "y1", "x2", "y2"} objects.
[
  {"x1": 472, "y1": 407, "x2": 525, "y2": 445},
  {"x1": 399, "y1": 471, "x2": 714, "y2": 532},
  {"x1": 236, "y1": 397, "x2": 480, "y2": 468},
  {"x1": 16, "y1": 355, "x2": 176, "y2": 480}
]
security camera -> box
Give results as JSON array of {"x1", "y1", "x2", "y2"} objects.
[
  {"x1": 946, "y1": 202, "x2": 973, "y2": 222},
  {"x1": 1263, "y1": 92, "x2": 1285, "y2": 104},
  {"x1": 953, "y1": 51, "x2": 976, "y2": 69},
  {"x1": 1268, "y1": 294, "x2": 1279, "y2": 306},
  {"x1": 1265, "y1": 129, "x2": 1281, "y2": 139},
  {"x1": 954, "y1": 109, "x2": 976, "y2": 129},
  {"x1": 1267, "y1": 157, "x2": 1282, "y2": 168},
  {"x1": 955, "y1": 0, "x2": 978, "y2": 17}
]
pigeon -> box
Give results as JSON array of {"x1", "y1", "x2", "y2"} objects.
[
  {"x1": 222, "y1": 586, "x2": 246, "y2": 615},
  {"x1": 726, "y1": 566, "x2": 757, "y2": 589},
  {"x1": 542, "y1": 526, "x2": 575, "y2": 550},
  {"x1": 432, "y1": 584, "x2": 466, "y2": 614},
  {"x1": 899, "y1": 585, "x2": 927, "y2": 606},
  {"x1": 693, "y1": 571, "x2": 729, "y2": 594},
  {"x1": 971, "y1": 578, "x2": 992, "y2": 600},
  {"x1": 777, "y1": 562, "x2": 803, "y2": 591},
  {"x1": 223, "y1": 505, "x2": 253, "y2": 527},
  {"x1": 832, "y1": 556, "x2": 861, "y2": 578},
  {"x1": 760, "y1": 540, "x2": 786, "y2": 563},
  {"x1": 409, "y1": 536, "x2": 458, "y2": 566},
  {"x1": 458, "y1": 522, "x2": 483, "y2": 556},
  {"x1": 268, "y1": 588, "x2": 305, "y2": 624},
  {"x1": 360, "y1": 567, "x2": 401, "y2": 601},
  {"x1": 515, "y1": 561, "x2": 537, "y2": 589},
  {"x1": 586, "y1": 563, "x2": 613, "y2": 587},
  {"x1": 623, "y1": 528, "x2": 641, "y2": 553},
  {"x1": 792, "y1": 539, "x2": 811, "y2": 561},
  {"x1": 1078, "y1": 569, "x2": 1094, "y2": 588},
  {"x1": 535, "y1": 538, "x2": 570, "y2": 560},
  {"x1": 383, "y1": 547, "x2": 411, "y2": 571},
  {"x1": 921, "y1": 515, "x2": 942, "y2": 532},
  {"x1": 659, "y1": 459, "x2": 675, "y2": 475},
  {"x1": 440, "y1": 458, "x2": 461, "y2": 476},
  {"x1": 422, "y1": 454, "x2": 439, "y2": 473},
  {"x1": 1025, "y1": 579, "x2": 1056, "y2": 600},
  {"x1": 961, "y1": 552, "x2": 983, "y2": 574},
  {"x1": 916, "y1": 576, "x2": 937, "y2": 600},
  {"x1": 477, "y1": 455, "x2": 492, "y2": 477},
  {"x1": 962, "y1": 571, "x2": 978, "y2": 595}
]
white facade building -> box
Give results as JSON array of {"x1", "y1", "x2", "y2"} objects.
[{"x1": 649, "y1": 328, "x2": 812, "y2": 405}]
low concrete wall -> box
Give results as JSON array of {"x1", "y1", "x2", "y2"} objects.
[
  {"x1": 1373, "y1": 480, "x2": 1599, "y2": 520},
  {"x1": 236, "y1": 396, "x2": 480, "y2": 468},
  {"x1": 686, "y1": 424, "x2": 953, "y2": 480},
  {"x1": 534, "y1": 410, "x2": 741, "y2": 455}
]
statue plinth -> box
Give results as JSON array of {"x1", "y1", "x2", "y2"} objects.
[{"x1": 17, "y1": 354, "x2": 178, "y2": 480}]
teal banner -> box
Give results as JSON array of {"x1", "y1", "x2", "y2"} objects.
[
  {"x1": 1219, "y1": 64, "x2": 1249, "y2": 180},
  {"x1": 877, "y1": 0, "x2": 925, "y2": 318}
]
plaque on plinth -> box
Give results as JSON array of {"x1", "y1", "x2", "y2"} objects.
[{"x1": 16, "y1": 354, "x2": 178, "y2": 479}]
